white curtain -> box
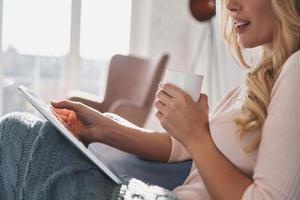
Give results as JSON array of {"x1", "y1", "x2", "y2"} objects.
[{"x1": 130, "y1": 0, "x2": 244, "y2": 130}]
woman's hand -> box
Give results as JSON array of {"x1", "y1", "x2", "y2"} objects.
[
  {"x1": 51, "y1": 100, "x2": 120, "y2": 145},
  {"x1": 154, "y1": 82, "x2": 211, "y2": 149}
]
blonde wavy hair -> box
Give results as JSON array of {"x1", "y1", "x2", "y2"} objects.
[{"x1": 221, "y1": 0, "x2": 300, "y2": 153}]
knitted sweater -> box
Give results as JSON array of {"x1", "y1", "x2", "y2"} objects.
[
  {"x1": 0, "y1": 113, "x2": 176, "y2": 200},
  {"x1": 168, "y1": 50, "x2": 300, "y2": 200}
]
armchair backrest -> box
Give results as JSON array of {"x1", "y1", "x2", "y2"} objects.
[{"x1": 102, "y1": 54, "x2": 169, "y2": 126}]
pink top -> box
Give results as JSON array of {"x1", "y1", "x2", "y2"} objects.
[{"x1": 168, "y1": 50, "x2": 300, "y2": 200}]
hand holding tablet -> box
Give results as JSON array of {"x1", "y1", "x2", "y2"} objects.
[
  {"x1": 50, "y1": 99, "x2": 115, "y2": 145},
  {"x1": 18, "y1": 85, "x2": 122, "y2": 184},
  {"x1": 50, "y1": 106, "x2": 89, "y2": 146}
]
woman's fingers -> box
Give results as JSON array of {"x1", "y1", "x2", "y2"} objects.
[
  {"x1": 56, "y1": 113, "x2": 75, "y2": 132},
  {"x1": 199, "y1": 93, "x2": 208, "y2": 105},
  {"x1": 55, "y1": 113, "x2": 70, "y2": 129},
  {"x1": 154, "y1": 100, "x2": 167, "y2": 114},
  {"x1": 51, "y1": 107, "x2": 70, "y2": 115},
  {"x1": 159, "y1": 82, "x2": 187, "y2": 99},
  {"x1": 51, "y1": 108, "x2": 68, "y2": 120},
  {"x1": 58, "y1": 114, "x2": 68, "y2": 121},
  {"x1": 51, "y1": 99, "x2": 83, "y2": 113},
  {"x1": 51, "y1": 106, "x2": 77, "y2": 122},
  {"x1": 68, "y1": 111, "x2": 77, "y2": 127},
  {"x1": 67, "y1": 110, "x2": 73, "y2": 122},
  {"x1": 156, "y1": 89, "x2": 173, "y2": 104},
  {"x1": 155, "y1": 111, "x2": 163, "y2": 120},
  {"x1": 51, "y1": 108, "x2": 63, "y2": 119},
  {"x1": 51, "y1": 107, "x2": 76, "y2": 128}
]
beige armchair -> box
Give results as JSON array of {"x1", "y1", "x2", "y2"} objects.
[{"x1": 69, "y1": 54, "x2": 169, "y2": 127}]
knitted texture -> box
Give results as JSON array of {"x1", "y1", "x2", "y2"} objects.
[
  {"x1": 117, "y1": 177, "x2": 177, "y2": 200},
  {"x1": 0, "y1": 112, "x2": 177, "y2": 200}
]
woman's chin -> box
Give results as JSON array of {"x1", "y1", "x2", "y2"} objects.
[
  {"x1": 238, "y1": 40, "x2": 261, "y2": 49},
  {"x1": 238, "y1": 36, "x2": 272, "y2": 49}
]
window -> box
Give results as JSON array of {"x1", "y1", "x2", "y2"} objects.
[
  {"x1": 80, "y1": 0, "x2": 131, "y2": 60},
  {"x1": 0, "y1": 0, "x2": 132, "y2": 115},
  {"x1": 2, "y1": 0, "x2": 71, "y2": 56},
  {"x1": 79, "y1": 0, "x2": 132, "y2": 97},
  {"x1": 2, "y1": 0, "x2": 71, "y2": 114}
]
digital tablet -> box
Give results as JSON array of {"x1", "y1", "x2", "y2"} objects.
[{"x1": 18, "y1": 85, "x2": 122, "y2": 184}]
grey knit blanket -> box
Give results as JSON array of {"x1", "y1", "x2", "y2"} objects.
[{"x1": 0, "y1": 112, "x2": 177, "y2": 200}]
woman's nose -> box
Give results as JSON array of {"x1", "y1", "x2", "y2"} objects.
[{"x1": 225, "y1": 0, "x2": 241, "y2": 13}]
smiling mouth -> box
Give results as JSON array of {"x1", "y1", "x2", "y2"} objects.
[{"x1": 233, "y1": 20, "x2": 251, "y2": 29}]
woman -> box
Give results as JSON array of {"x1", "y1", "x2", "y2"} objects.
[{"x1": 1, "y1": 0, "x2": 300, "y2": 199}]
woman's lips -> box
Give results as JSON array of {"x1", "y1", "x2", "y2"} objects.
[{"x1": 233, "y1": 20, "x2": 251, "y2": 34}]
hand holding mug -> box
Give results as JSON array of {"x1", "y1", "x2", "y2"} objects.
[{"x1": 154, "y1": 69, "x2": 210, "y2": 148}]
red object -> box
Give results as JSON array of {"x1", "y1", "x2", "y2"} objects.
[{"x1": 189, "y1": 0, "x2": 216, "y2": 22}]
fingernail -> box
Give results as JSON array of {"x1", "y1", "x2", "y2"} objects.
[{"x1": 159, "y1": 82, "x2": 164, "y2": 88}]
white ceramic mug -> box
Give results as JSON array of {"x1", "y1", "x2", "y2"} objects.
[{"x1": 165, "y1": 69, "x2": 204, "y2": 102}]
